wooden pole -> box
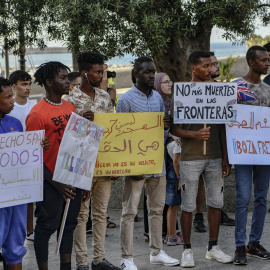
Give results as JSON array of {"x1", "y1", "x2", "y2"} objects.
[
  {"x1": 55, "y1": 198, "x2": 70, "y2": 254},
  {"x1": 203, "y1": 124, "x2": 206, "y2": 155}
]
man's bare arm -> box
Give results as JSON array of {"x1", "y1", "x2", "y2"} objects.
[{"x1": 170, "y1": 124, "x2": 210, "y2": 141}]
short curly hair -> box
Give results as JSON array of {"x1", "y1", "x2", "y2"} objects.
[
  {"x1": 9, "y1": 70, "x2": 31, "y2": 85},
  {"x1": 0, "y1": 77, "x2": 11, "y2": 93},
  {"x1": 263, "y1": 42, "x2": 270, "y2": 52},
  {"x1": 188, "y1": 51, "x2": 210, "y2": 66},
  {"x1": 246, "y1": 46, "x2": 267, "y2": 66},
  {"x1": 133, "y1": 56, "x2": 153, "y2": 74},
  {"x1": 78, "y1": 52, "x2": 105, "y2": 73}
]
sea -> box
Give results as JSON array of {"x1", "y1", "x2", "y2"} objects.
[{"x1": 0, "y1": 42, "x2": 246, "y2": 70}]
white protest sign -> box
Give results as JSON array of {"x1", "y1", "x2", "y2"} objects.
[
  {"x1": 173, "y1": 82, "x2": 237, "y2": 123},
  {"x1": 226, "y1": 104, "x2": 270, "y2": 165},
  {"x1": 53, "y1": 112, "x2": 104, "y2": 190},
  {"x1": 0, "y1": 130, "x2": 44, "y2": 208}
]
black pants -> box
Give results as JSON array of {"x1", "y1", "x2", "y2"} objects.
[{"x1": 34, "y1": 180, "x2": 82, "y2": 262}]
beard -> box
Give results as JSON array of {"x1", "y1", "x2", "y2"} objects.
[{"x1": 211, "y1": 73, "x2": 220, "y2": 79}]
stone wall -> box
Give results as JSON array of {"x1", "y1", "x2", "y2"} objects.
[{"x1": 108, "y1": 170, "x2": 270, "y2": 212}]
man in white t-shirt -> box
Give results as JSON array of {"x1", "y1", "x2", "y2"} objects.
[
  {"x1": 9, "y1": 70, "x2": 37, "y2": 242},
  {"x1": 9, "y1": 70, "x2": 36, "y2": 131}
]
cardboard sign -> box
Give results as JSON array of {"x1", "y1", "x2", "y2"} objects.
[
  {"x1": 0, "y1": 130, "x2": 44, "y2": 208},
  {"x1": 94, "y1": 112, "x2": 164, "y2": 176},
  {"x1": 226, "y1": 104, "x2": 270, "y2": 164},
  {"x1": 53, "y1": 113, "x2": 104, "y2": 190},
  {"x1": 173, "y1": 82, "x2": 237, "y2": 123}
]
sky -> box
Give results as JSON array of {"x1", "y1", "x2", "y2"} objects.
[
  {"x1": 211, "y1": 19, "x2": 269, "y2": 43},
  {"x1": 46, "y1": 18, "x2": 269, "y2": 47}
]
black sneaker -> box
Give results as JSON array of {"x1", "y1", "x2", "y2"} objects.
[
  {"x1": 220, "y1": 210, "x2": 235, "y2": 226},
  {"x1": 91, "y1": 259, "x2": 120, "y2": 270},
  {"x1": 247, "y1": 242, "x2": 270, "y2": 259},
  {"x1": 77, "y1": 265, "x2": 89, "y2": 270},
  {"x1": 86, "y1": 224, "x2": 92, "y2": 234},
  {"x1": 234, "y1": 246, "x2": 247, "y2": 265},
  {"x1": 193, "y1": 217, "x2": 206, "y2": 232}
]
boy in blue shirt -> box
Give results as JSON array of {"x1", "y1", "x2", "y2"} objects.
[
  {"x1": 0, "y1": 77, "x2": 49, "y2": 269},
  {"x1": 0, "y1": 77, "x2": 25, "y2": 270}
]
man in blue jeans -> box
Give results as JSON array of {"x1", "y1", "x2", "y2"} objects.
[
  {"x1": 263, "y1": 42, "x2": 270, "y2": 86},
  {"x1": 233, "y1": 46, "x2": 270, "y2": 265}
]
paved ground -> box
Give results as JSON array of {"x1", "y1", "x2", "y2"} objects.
[{"x1": 1, "y1": 209, "x2": 270, "y2": 270}]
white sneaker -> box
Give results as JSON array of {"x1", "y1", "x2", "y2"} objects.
[
  {"x1": 206, "y1": 245, "x2": 233, "y2": 263},
  {"x1": 180, "y1": 249, "x2": 195, "y2": 268},
  {"x1": 26, "y1": 232, "x2": 34, "y2": 242},
  {"x1": 121, "y1": 258, "x2": 138, "y2": 270},
  {"x1": 150, "y1": 250, "x2": 180, "y2": 266}
]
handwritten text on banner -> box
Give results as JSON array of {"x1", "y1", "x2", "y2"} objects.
[
  {"x1": 173, "y1": 82, "x2": 237, "y2": 123},
  {"x1": 0, "y1": 130, "x2": 44, "y2": 208},
  {"x1": 94, "y1": 112, "x2": 164, "y2": 176},
  {"x1": 53, "y1": 113, "x2": 104, "y2": 190},
  {"x1": 226, "y1": 104, "x2": 270, "y2": 165}
]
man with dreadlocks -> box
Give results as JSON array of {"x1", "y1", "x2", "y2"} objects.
[{"x1": 26, "y1": 62, "x2": 88, "y2": 270}]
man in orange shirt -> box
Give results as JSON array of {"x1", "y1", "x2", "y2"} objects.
[{"x1": 26, "y1": 61, "x2": 89, "y2": 270}]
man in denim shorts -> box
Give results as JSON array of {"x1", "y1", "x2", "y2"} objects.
[{"x1": 171, "y1": 51, "x2": 232, "y2": 268}]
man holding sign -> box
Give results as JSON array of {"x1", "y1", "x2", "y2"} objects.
[
  {"x1": 117, "y1": 57, "x2": 179, "y2": 269},
  {"x1": 171, "y1": 51, "x2": 232, "y2": 268},
  {"x1": 26, "y1": 62, "x2": 83, "y2": 270},
  {"x1": 64, "y1": 52, "x2": 118, "y2": 270},
  {"x1": 0, "y1": 77, "x2": 49, "y2": 269},
  {"x1": 232, "y1": 46, "x2": 270, "y2": 265},
  {"x1": 0, "y1": 77, "x2": 26, "y2": 270}
]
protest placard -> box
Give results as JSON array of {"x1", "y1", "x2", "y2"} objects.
[
  {"x1": 226, "y1": 104, "x2": 270, "y2": 165},
  {"x1": 93, "y1": 112, "x2": 164, "y2": 176},
  {"x1": 173, "y1": 82, "x2": 237, "y2": 124},
  {"x1": 53, "y1": 112, "x2": 104, "y2": 190},
  {"x1": 0, "y1": 130, "x2": 44, "y2": 208}
]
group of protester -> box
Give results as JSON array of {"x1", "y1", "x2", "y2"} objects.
[{"x1": 0, "y1": 43, "x2": 270, "y2": 270}]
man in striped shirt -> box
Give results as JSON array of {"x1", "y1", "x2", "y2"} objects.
[{"x1": 116, "y1": 57, "x2": 179, "y2": 270}]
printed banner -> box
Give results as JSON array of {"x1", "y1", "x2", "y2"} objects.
[
  {"x1": 226, "y1": 104, "x2": 270, "y2": 165},
  {"x1": 94, "y1": 112, "x2": 164, "y2": 176},
  {"x1": 173, "y1": 82, "x2": 237, "y2": 123},
  {"x1": 0, "y1": 130, "x2": 44, "y2": 208},
  {"x1": 53, "y1": 112, "x2": 104, "y2": 190}
]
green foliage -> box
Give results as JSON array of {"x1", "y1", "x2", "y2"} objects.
[
  {"x1": 246, "y1": 34, "x2": 270, "y2": 47},
  {"x1": 218, "y1": 56, "x2": 238, "y2": 82},
  {"x1": 1, "y1": 0, "x2": 269, "y2": 79},
  {"x1": 0, "y1": 0, "x2": 47, "y2": 54},
  {"x1": 46, "y1": 0, "x2": 269, "y2": 60}
]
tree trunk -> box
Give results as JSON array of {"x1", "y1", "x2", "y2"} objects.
[
  {"x1": 18, "y1": 22, "x2": 26, "y2": 71},
  {"x1": 4, "y1": 38, "x2": 9, "y2": 78},
  {"x1": 70, "y1": 19, "x2": 80, "y2": 71},
  {"x1": 72, "y1": 51, "x2": 79, "y2": 71},
  {"x1": 153, "y1": 30, "x2": 211, "y2": 82}
]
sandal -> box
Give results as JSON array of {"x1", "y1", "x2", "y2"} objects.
[
  {"x1": 144, "y1": 233, "x2": 149, "y2": 242},
  {"x1": 106, "y1": 217, "x2": 116, "y2": 229},
  {"x1": 134, "y1": 214, "x2": 140, "y2": 222}
]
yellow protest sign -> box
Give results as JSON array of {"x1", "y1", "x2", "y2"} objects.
[{"x1": 93, "y1": 112, "x2": 164, "y2": 176}]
